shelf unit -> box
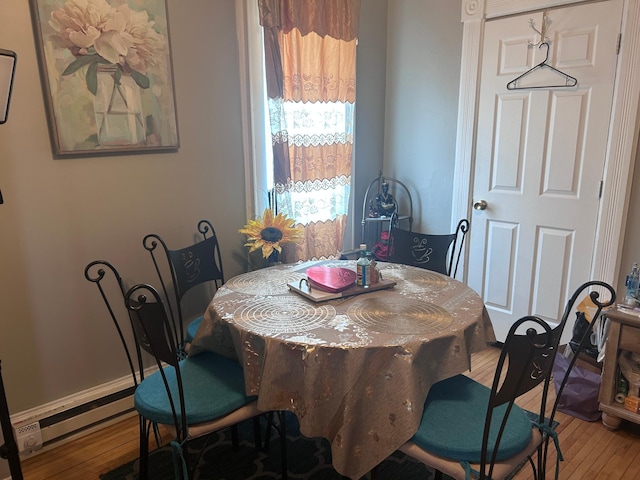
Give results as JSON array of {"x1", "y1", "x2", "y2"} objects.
[
  {"x1": 598, "y1": 308, "x2": 640, "y2": 429},
  {"x1": 360, "y1": 174, "x2": 413, "y2": 256}
]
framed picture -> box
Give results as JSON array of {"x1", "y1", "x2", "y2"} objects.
[{"x1": 30, "y1": 0, "x2": 179, "y2": 156}]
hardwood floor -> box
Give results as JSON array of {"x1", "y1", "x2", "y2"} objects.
[{"x1": 18, "y1": 346, "x2": 640, "y2": 479}]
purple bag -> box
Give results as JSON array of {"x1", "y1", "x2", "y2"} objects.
[{"x1": 553, "y1": 352, "x2": 602, "y2": 422}]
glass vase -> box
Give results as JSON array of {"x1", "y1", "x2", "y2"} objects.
[
  {"x1": 248, "y1": 250, "x2": 280, "y2": 271},
  {"x1": 93, "y1": 65, "x2": 146, "y2": 146}
]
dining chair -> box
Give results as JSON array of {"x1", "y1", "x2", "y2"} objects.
[
  {"x1": 387, "y1": 218, "x2": 470, "y2": 277},
  {"x1": 123, "y1": 282, "x2": 272, "y2": 480},
  {"x1": 143, "y1": 219, "x2": 225, "y2": 354},
  {"x1": 392, "y1": 280, "x2": 615, "y2": 480},
  {"x1": 85, "y1": 261, "x2": 287, "y2": 480},
  {"x1": 84, "y1": 260, "x2": 167, "y2": 464}
]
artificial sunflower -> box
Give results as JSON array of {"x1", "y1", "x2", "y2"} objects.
[{"x1": 239, "y1": 208, "x2": 303, "y2": 259}]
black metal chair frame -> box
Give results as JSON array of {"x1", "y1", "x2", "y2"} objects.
[
  {"x1": 534, "y1": 281, "x2": 616, "y2": 479},
  {"x1": 387, "y1": 218, "x2": 470, "y2": 277},
  {"x1": 393, "y1": 281, "x2": 615, "y2": 480},
  {"x1": 84, "y1": 260, "x2": 144, "y2": 386},
  {"x1": 84, "y1": 261, "x2": 161, "y2": 468},
  {"x1": 86, "y1": 260, "x2": 288, "y2": 479},
  {"x1": 143, "y1": 220, "x2": 225, "y2": 353},
  {"x1": 0, "y1": 360, "x2": 23, "y2": 480},
  {"x1": 125, "y1": 283, "x2": 198, "y2": 479},
  {"x1": 125, "y1": 283, "x2": 287, "y2": 480},
  {"x1": 474, "y1": 314, "x2": 557, "y2": 480}
]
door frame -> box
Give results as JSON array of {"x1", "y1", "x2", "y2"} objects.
[{"x1": 452, "y1": 0, "x2": 640, "y2": 290}]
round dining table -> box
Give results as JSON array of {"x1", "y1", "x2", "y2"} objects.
[{"x1": 189, "y1": 260, "x2": 496, "y2": 479}]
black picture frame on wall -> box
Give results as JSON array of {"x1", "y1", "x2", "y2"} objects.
[{"x1": 29, "y1": 0, "x2": 180, "y2": 156}]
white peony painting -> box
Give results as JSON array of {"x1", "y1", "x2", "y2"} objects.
[{"x1": 30, "y1": 0, "x2": 179, "y2": 155}]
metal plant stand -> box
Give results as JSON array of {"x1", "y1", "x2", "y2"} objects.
[{"x1": 361, "y1": 172, "x2": 413, "y2": 260}]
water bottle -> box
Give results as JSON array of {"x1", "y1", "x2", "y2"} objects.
[
  {"x1": 356, "y1": 243, "x2": 370, "y2": 287},
  {"x1": 624, "y1": 262, "x2": 639, "y2": 306}
]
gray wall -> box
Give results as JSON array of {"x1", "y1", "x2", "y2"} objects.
[
  {"x1": 352, "y1": 0, "x2": 389, "y2": 247},
  {"x1": 0, "y1": 0, "x2": 249, "y2": 413},
  {"x1": 383, "y1": 0, "x2": 462, "y2": 233}
]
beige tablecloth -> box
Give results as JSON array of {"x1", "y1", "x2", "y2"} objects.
[{"x1": 189, "y1": 260, "x2": 496, "y2": 479}]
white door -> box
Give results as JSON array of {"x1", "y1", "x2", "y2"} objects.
[{"x1": 468, "y1": 0, "x2": 623, "y2": 342}]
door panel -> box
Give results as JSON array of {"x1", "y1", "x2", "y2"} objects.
[
  {"x1": 544, "y1": 91, "x2": 586, "y2": 195},
  {"x1": 531, "y1": 226, "x2": 573, "y2": 320},
  {"x1": 494, "y1": 96, "x2": 527, "y2": 190},
  {"x1": 484, "y1": 221, "x2": 518, "y2": 311},
  {"x1": 469, "y1": 0, "x2": 623, "y2": 341}
]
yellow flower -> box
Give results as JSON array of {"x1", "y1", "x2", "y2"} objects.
[{"x1": 239, "y1": 209, "x2": 303, "y2": 259}]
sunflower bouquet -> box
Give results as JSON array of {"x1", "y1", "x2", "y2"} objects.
[{"x1": 239, "y1": 208, "x2": 303, "y2": 268}]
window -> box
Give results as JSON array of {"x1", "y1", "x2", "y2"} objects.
[{"x1": 237, "y1": 0, "x2": 359, "y2": 261}]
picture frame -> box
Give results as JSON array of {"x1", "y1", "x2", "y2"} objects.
[{"x1": 30, "y1": 0, "x2": 179, "y2": 156}]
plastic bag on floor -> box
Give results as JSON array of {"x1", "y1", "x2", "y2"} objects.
[{"x1": 553, "y1": 351, "x2": 602, "y2": 422}]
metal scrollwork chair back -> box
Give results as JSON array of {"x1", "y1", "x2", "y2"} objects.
[
  {"x1": 84, "y1": 260, "x2": 144, "y2": 386},
  {"x1": 391, "y1": 280, "x2": 615, "y2": 480},
  {"x1": 86, "y1": 262, "x2": 285, "y2": 480},
  {"x1": 84, "y1": 260, "x2": 161, "y2": 477},
  {"x1": 143, "y1": 219, "x2": 225, "y2": 354},
  {"x1": 124, "y1": 283, "x2": 288, "y2": 480},
  {"x1": 388, "y1": 218, "x2": 470, "y2": 277}
]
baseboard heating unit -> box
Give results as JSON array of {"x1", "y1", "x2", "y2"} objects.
[{"x1": 10, "y1": 372, "x2": 143, "y2": 457}]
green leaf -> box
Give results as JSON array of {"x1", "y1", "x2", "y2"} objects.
[
  {"x1": 61, "y1": 54, "x2": 101, "y2": 76},
  {"x1": 113, "y1": 67, "x2": 121, "y2": 85},
  {"x1": 130, "y1": 70, "x2": 150, "y2": 89},
  {"x1": 86, "y1": 62, "x2": 98, "y2": 95}
]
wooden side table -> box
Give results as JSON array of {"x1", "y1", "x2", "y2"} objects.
[{"x1": 598, "y1": 308, "x2": 640, "y2": 429}]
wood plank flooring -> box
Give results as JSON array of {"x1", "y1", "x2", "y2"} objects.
[{"x1": 18, "y1": 345, "x2": 640, "y2": 479}]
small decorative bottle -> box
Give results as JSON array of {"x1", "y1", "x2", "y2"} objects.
[
  {"x1": 356, "y1": 243, "x2": 370, "y2": 288},
  {"x1": 624, "y1": 262, "x2": 639, "y2": 306}
]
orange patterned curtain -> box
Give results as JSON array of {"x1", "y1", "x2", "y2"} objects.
[{"x1": 258, "y1": 0, "x2": 360, "y2": 260}]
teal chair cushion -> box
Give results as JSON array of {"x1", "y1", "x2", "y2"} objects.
[
  {"x1": 186, "y1": 315, "x2": 203, "y2": 343},
  {"x1": 412, "y1": 375, "x2": 533, "y2": 463},
  {"x1": 134, "y1": 351, "x2": 255, "y2": 426}
]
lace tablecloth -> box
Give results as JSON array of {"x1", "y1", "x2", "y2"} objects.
[{"x1": 189, "y1": 260, "x2": 496, "y2": 479}]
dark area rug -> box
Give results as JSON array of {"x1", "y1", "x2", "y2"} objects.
[
  {"x1": 101, "y1": 413, "x2": 447, "y2": 480},
  {"x1": 101, "y1": 412, "x2": 542, "y2": 479}
]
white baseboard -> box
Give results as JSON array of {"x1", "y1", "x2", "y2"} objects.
[
  {"x1": 24, "y1": 409, "x2": 139, "y2": 458},
  {"x1": 10, "y1": 367, "x2": 154, "y2": 457}
]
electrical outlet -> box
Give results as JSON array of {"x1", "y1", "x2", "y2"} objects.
[{"x1": 13, "y1": 421, "x2": 43, "y2": 454}]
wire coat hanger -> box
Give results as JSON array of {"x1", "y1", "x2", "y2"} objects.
[
  {"x1": 506, "y1": 13, "x2": 578, "y2": 90},
  {"x1": 506, "y1": 42, "x2": 578, "y2": 90}
]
